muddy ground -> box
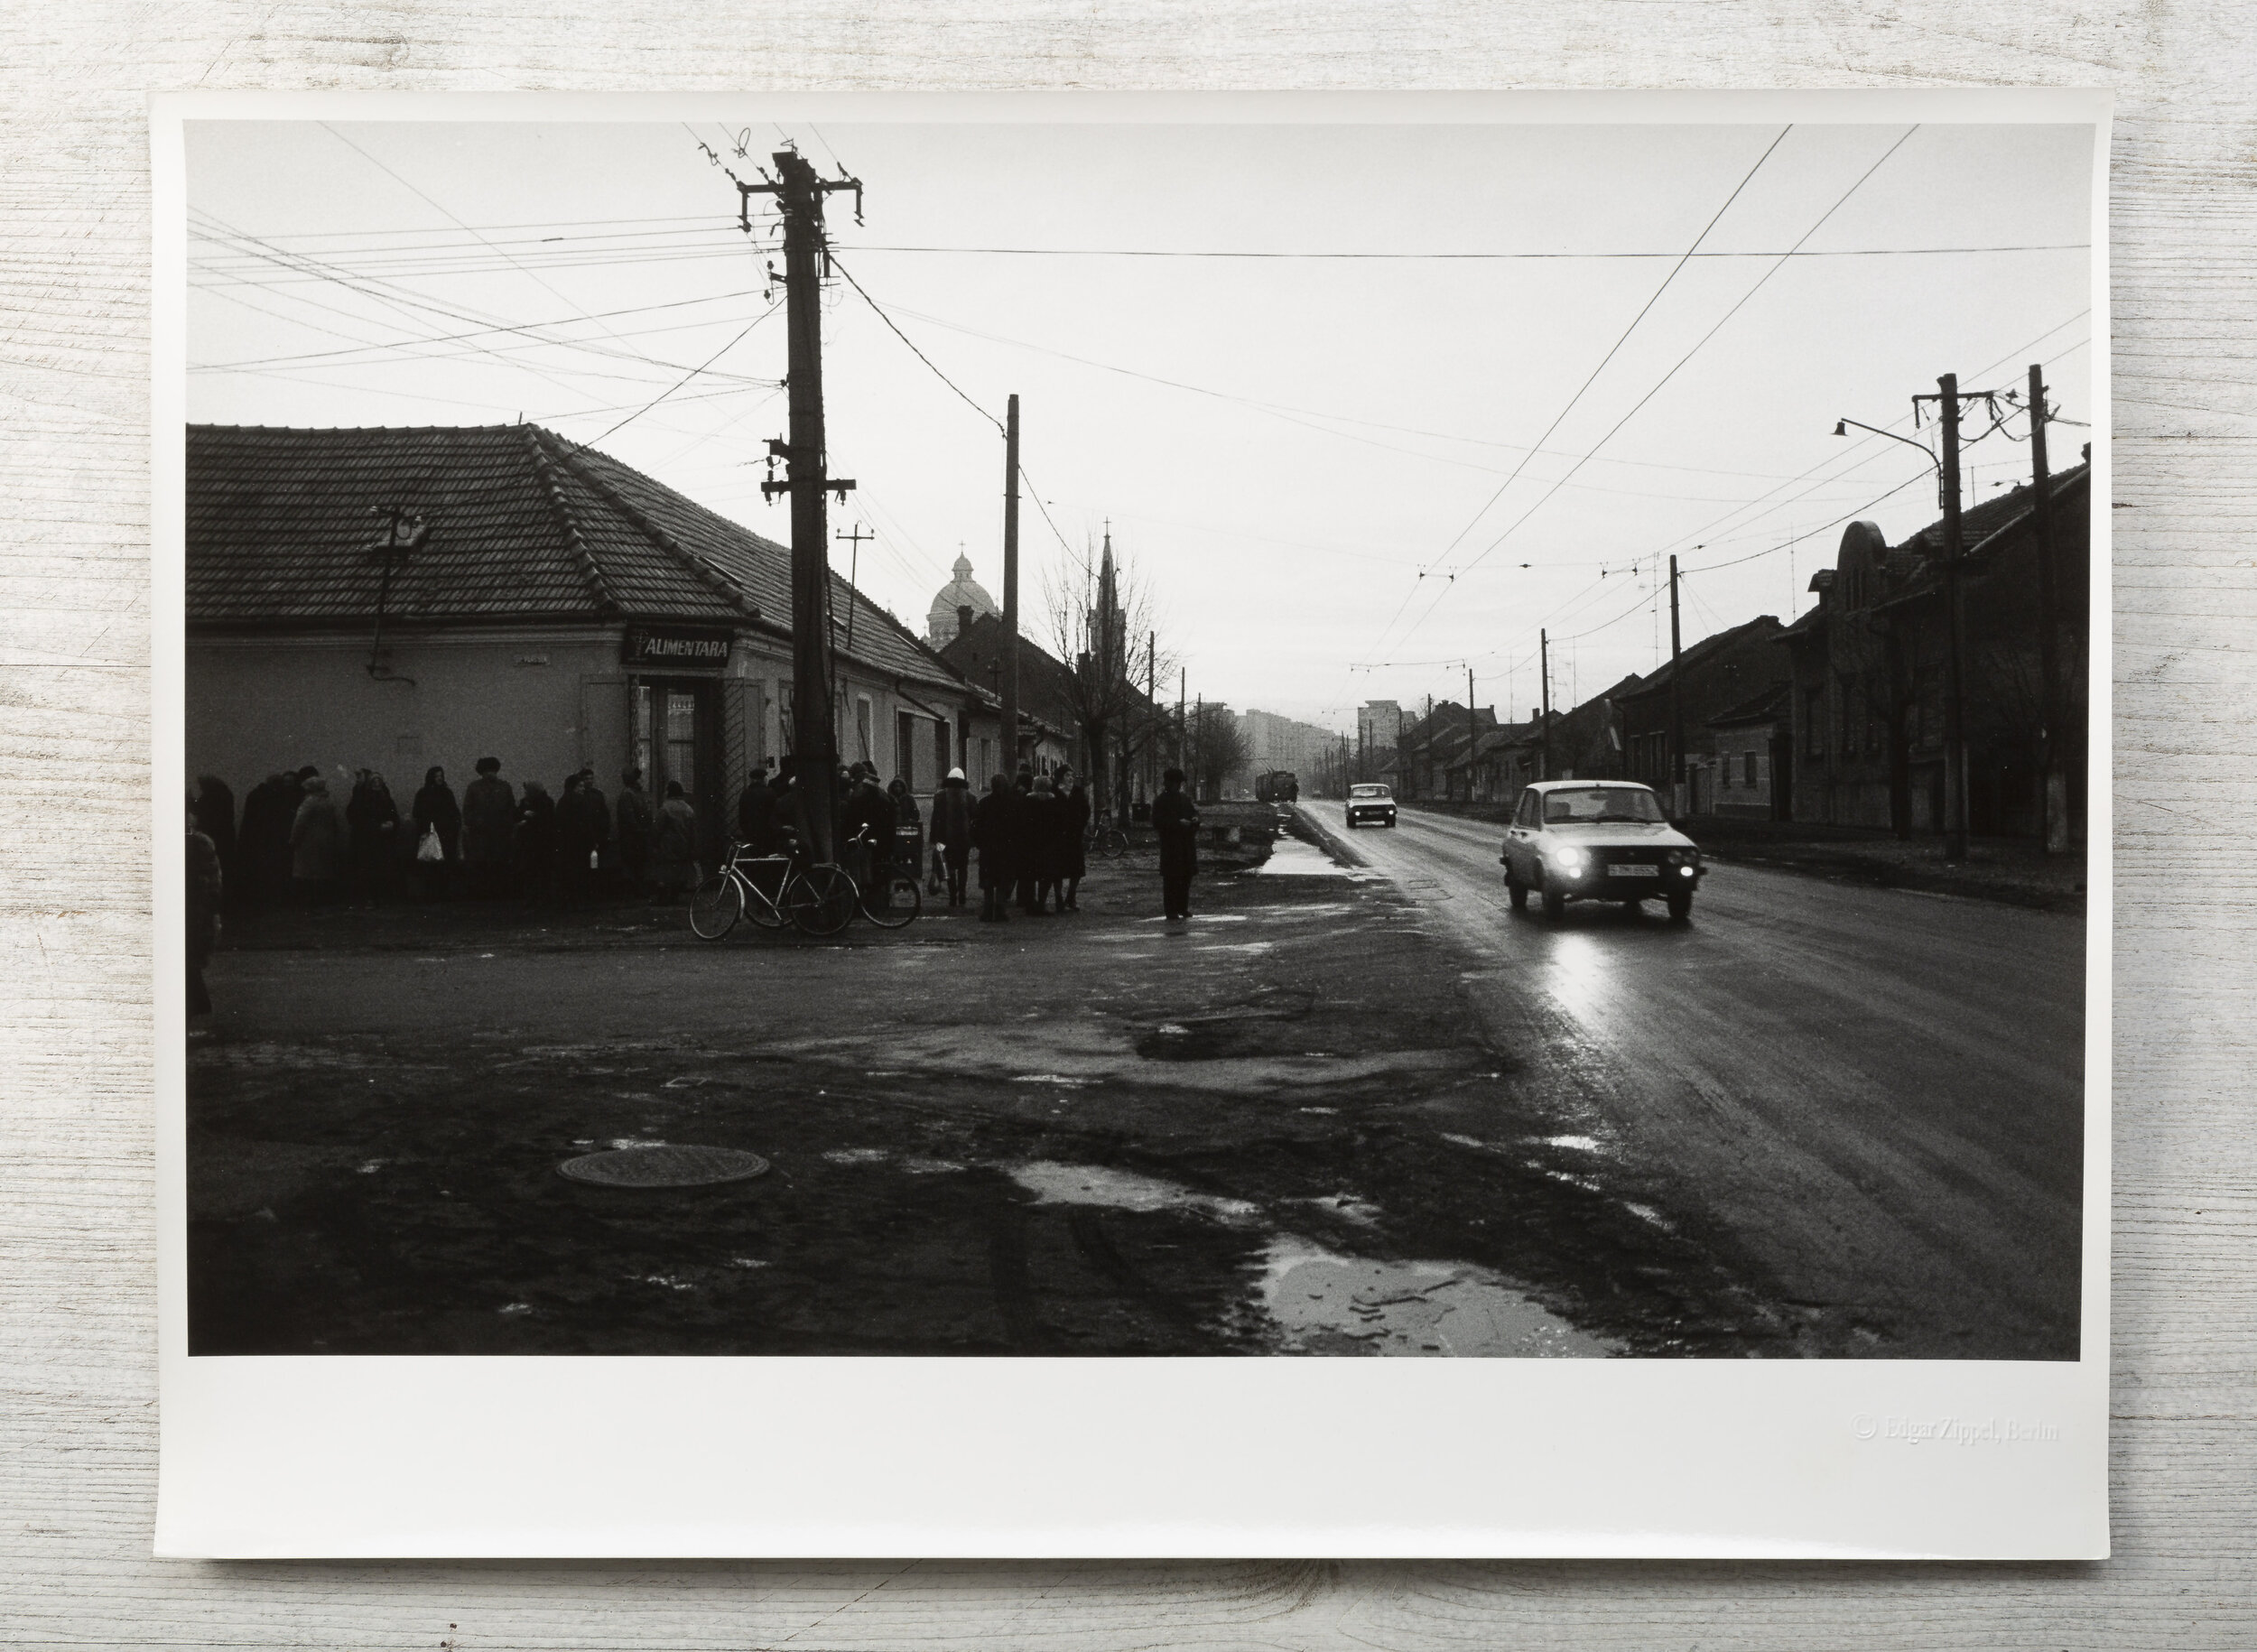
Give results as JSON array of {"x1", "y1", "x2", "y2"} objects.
[{"x1": 190, "y1": 818, "x2": 1806, "y2": 1358}]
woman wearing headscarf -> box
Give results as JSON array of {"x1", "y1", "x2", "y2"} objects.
[
  {"x1": 515, "y1": 778, "x2": 556, "y2": 901},
  {"x1": 410, "y1": 765, "x2": 460, "y2": 902},
  {"x1": 1021, "y1": 774, "x2": 1061, "y2": 914},
  {"x1": 971, "y1": 773, "x2": 1017, "y2": 923},
  {"x1": 929, "y1": 766, "x2": 974, "y2": 909},
  {"x1": 346, "y1": 769, "x2": 402, "y2": 905},
  {"x1": 289, "y1": 775, "x2": 346, "y2": 905},
  {"x1": 1056, "y1": 765, "x2": 1091, "y2": 913}
]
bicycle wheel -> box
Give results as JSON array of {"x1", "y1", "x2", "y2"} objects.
[
  {"x1": 688, "y1": 871, "x2": 743, "y2": 940},
  {"x1": 860, "y1": 871, "x2": 923, "y2": 929},
  {"x1": 738, "y1": 860, "x2": 787, "y2": 930},
  {"x1": 1101, "y1": 827, "x2": 1129, "y2": 858},
  {"x1": 786, "y1": 863, "x2": 858, "y2": 937}
]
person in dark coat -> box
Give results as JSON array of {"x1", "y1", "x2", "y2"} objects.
[
  {"x1": 460, "y1": 756, "x2": 516, "y2": 898},
  {"x1": 1153, "y1": 766, "x2": 1201, "y2": 921},
  {"x1": 929, "y1": 766, "x2": 974, "y2": 909},
  {"x1": 289, "y1": 775, "x2": 346, "y2": 905},
  {"x1": 191, "y1": 775, "x2": 237, "y2": 909},
  {"x1": 615, "y1": 766, "x2": 654, "y2": 896},
  {"x1": 553, "y1": 768, "x2": 610, "y2": 898},
  {"x1": 1056, "y1": 766, "x2": 1091, "y2": 912},
  {"x1": 346, "y1": 769, "x2": 402, "y2": 905},
  {"x1": 515, "y1": 779, "x2": 556, "y2": 900},
  {"x1": 887, "y1": 777, "x2": 923, "y2": 881},
  {"x1": 1020, "y1": 774, "x2": 1060, "y2": 914},
  {"x1": 972, "y1": 773, "x2": 1017, "y2": 923},
  {"x1": 236, "y1": 773, "x2": 293, "y2": 910},
  {"x1": 653, "y1": 779, "x2": 699, "y2": 896},
  {"x1": 410, "y1": 765, "x2": 460, "y2": 901},
  {"x1": 187, "y1": 795, "x2": 222, "y2": 1016},
  {"x1": 737, "y1": 768, "x2": 773, "y2": 850},
  {"x1": 841, "y1": 765, "x2": 894, "y2": 896}
]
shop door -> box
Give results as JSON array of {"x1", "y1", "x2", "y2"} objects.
[{"x1": 633, "y1": 678, "x2": 723, "y2": 856}]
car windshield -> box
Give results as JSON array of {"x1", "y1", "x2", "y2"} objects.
[
  {"x1": 1350, "y1": 785, "x2": 1390, "y2": 799},
  {"x1": 1542, "y1": 786, "x2": 1665, "y2": 824}
]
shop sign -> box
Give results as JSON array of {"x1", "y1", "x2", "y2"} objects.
[{"x1": 624, "y1": 627, "x2": 733, "y2": 669}]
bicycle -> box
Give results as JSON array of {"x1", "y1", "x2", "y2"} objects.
[
  {"x1": 690, "y1": 840, "x2": 858, "y2": 940},
  {"x1": 1086, "y1": 820, "x2": 1130, "y2": 858},
  {"x1": 846, "y1": 826, "x2": 923, "y2": 929}
]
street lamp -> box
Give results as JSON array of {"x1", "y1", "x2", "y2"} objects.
[{"x1": 1834, "y1": 394, "x2": 1970, "y2": 861}]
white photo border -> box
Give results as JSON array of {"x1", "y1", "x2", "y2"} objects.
[{"x1": 153, "y1": 87, "x2": 2113, "y2": 1559}]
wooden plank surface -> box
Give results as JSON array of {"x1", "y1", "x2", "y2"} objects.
[{"x1": 3, "y1": 3, "x2": 2252, "y2": 1644}]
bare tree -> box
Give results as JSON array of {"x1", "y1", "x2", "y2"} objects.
[
  {"x1": 1188, "y1": 701, "x2": 1252, "y2": 801},
  {"x1": 1043, "y1": 530, "x2": 1175, "y2": 824}
]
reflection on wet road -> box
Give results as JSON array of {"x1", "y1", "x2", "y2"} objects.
[{"x1": 1314, "y1": 804, "x2": 2086, "y2": 1359}]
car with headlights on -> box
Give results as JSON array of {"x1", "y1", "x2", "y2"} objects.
[
  {"x1": 1344, "y1": 783, "x2": 1397, "y2": 829},
  {"x1": 1499, "y1": 780, "x2": 1703, "y2": 921}
]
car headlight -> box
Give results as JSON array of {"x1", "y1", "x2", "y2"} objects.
[{"x1": 1550, "y1": 846, "x2": 1586, "y2": 876}]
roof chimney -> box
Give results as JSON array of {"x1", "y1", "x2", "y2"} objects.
[{"x1": 957, "y1": 603, "x2": 974, "y2": 636}]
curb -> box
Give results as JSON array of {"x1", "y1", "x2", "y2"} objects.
[{"x1": 1287, "y1": 803, "x2": 1374, "y2": 868}]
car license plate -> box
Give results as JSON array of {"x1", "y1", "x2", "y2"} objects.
[{"x1": 1609, "y1": 863, "x2": 1659, "y2": 877}]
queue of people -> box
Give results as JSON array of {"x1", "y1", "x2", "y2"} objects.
[
  {"x1": 193, "y1": 758, "x2": 669, "y2": 909},
  {"x1": 189, "y1": 752, "x2": 1205, "y2": 942}
]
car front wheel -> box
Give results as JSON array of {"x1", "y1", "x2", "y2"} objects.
[
  {"x1": 1507, "y1": 872, "x2": 1528, "y2": 911},
  {"x1": 1667, "y1": 889, "x2": 1693, "y2": 923},
  {"x1": 1541, "y1": 880, "x2": 1566, "y2": 922}
]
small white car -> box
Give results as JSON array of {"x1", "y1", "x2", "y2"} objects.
[
  {"x1": 1344, "y1": 783, "x2": 1397, "y2": 828},
  {"x1": 1499, "y1": 780, "x2": 1703, "y2": 922}
]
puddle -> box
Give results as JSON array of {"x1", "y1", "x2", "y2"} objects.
[
  {"x1": 1249, "y1": 838, "x2": 1380, "y2": 878},
  {"x1": 1004, "y1": 1161, "x2": 1259, "y2": 1223},
  {"x1": 1011, "y1": 1074, "x2": 1094, "y2": 1086},
  {"x1": 1259, "y1": 1242, "x2": 1616, "y2": 1358},
  {"x1": 728, "y1": 1257, "x2": 770, "y2": 1269},
  {"x1": 1292, "y1": 1193, "x2": 1383, "y2": 1227},
  {"x1": 1194, "y1": 941, "x2": 1275, "y2": 955},
  {"x1": 822, "y1": 1147, "x2": 889, "y2": 1165},
  {"x1": 606, "y1": 1137, "x2": 665, "y2": 1151},
  {"x1": 1540, "y1": 1134, "x2": 1607, "y2": 1154},
  {"x1": 901, "y1": 1157, "x2": 965, "y2": 1175}
]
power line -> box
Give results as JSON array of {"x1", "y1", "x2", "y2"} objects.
[
  {"x1": 827, "y1": 254, "x2": 1003, "y2": 433},
  {"x1": 591, "y1": 301, "x2": 782, "y2": 442},
  {"x1": 835, "y1": 241, "x2": 2089, "y2": 261}
]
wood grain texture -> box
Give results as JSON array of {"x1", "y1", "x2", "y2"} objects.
[{"x1": 3, "y1": 2, "x2": 2252, "y2": 1644}]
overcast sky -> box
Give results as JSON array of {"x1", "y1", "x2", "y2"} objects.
[{"x1": 185, "y1": 115, "x2": 2094, "y2": 730}]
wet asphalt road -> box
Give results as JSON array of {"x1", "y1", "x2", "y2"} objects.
[{"x1": 1311, "y1": 804, "x2": 2087, "y2": 1360}]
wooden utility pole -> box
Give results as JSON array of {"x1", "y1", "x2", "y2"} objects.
[
  {"x1": 744, "y1": 150, "x2": 859, "y2": 861},
  {"x1": 1937, "y1": 373, "x2": 1970, "y2": 862},
  {"x1": 1667, "y1": 553, "x2": 1684, "y2": 816},
  {"x1": 2029, "y1": 362, "x2": 2065, "y2": 854},
  {"x1": 1176, "y1": 666, "x2": 1186, "y2": 774},
  {"x1": 1146, "y1": 629, "x2": 1157, "y2": 809},
  {"x1": 1465, "y1": 667, "x2": 1477, "y2": 803},
  {"x1": 837, "y1": 524, "x2": 871, "y2": 660},
  {"x1": 1000, "y1": 394, "x2": 1022, "y2": 780},
  {"x1": 1539, "y1": 628, "x2": 1552, "y2": 781}
]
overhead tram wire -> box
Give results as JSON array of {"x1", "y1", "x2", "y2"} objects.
[
  {"x1": 828, "y1": 254, "x2": 1006, "y2": 437},
  {"x1": 1352, "y1": 126, "x2": 1790, "y2": 678},
  {"x1": 1369, "y1": 125, "x2": 1924, "y2": 669}
]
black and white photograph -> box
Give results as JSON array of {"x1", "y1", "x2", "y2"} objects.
[{"x1": 175, "y1": 104, "x2": 2096, "y2": 1374}]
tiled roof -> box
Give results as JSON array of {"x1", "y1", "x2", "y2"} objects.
[
  {"x1": 1616, "y1": 616, "x2": 1784, "y2": 701},
  {"x1": 1896, "y1": 461, "x2": 2089, "y2": 563},
  {"x1": 1705, "y1": 682, "x2": 1791, "y2": 728},
  {"x1": 188, "y1": 424, "x2": 748, "y2": 628},
  {"x1": 186, "y1": 422, "x2": 967, "y2": 694}
]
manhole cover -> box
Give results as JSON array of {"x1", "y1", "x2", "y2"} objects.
[{"x1": 558, "y1": 1145, "x2": 770, "y2": 1188}]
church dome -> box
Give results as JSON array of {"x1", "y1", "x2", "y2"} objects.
[{"x1": 926, "y1": 552, "x2": 999, "y2": 645}]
